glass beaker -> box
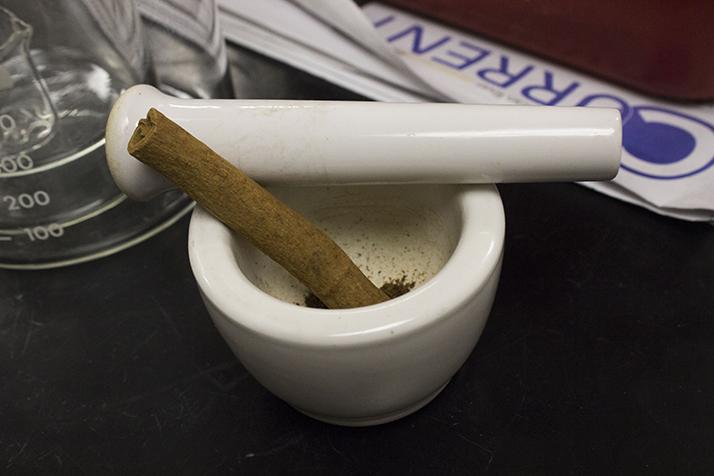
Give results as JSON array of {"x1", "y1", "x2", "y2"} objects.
[
  {"x1": 0, "y1": 0, "x2": 195, "y2": 268},
  {"x1": 0, "y1": 9, "x2": 55, "y2": 158}
]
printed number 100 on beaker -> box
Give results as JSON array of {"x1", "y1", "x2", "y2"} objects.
[{"x1": 0, "y1": 1, "x2": 192, "y2": 268}]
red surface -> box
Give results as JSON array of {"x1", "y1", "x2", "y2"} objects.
[{"x1": 384, "y1": 0, "x2": 714, "y2": 101}]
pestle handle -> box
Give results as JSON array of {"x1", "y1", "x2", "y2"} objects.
[{"x1": 106, "y1": 85, "x2": 621, "y2": 201}]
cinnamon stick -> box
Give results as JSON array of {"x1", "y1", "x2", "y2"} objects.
[{"x1": 128, "y1": 108, "x2": 389, "y2": 309}]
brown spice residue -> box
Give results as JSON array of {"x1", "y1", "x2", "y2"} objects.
[
  {"x1": 304, "y1": 275, "x2": 416, "y2": 309},
  {"x1": 379, "y1": 275, "x2": 415, "y2": 299}
]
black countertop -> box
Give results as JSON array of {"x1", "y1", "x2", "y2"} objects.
[{"x1": 2, "y1": 46, "x2": 714, "y2": 475}]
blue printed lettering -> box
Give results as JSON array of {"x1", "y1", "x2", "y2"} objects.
[
  {"x1": 386, "y1": 25, "x2": 451, "y2": 54},
  {"x1": 431, "y1": 41, "x2": 490, "y2": 70},
  {"x1": 372, "y1": 15, "x2": 395, "y2": 28},
  {"x1": 577, "y1": 94, "x2": 631, "y2": 120},
  {"x1": 521, "y1": 71, "x2": 579, "y2": 106},
  {"x1": 477, "y1": 56, "x2": 533, "y2": 88}
]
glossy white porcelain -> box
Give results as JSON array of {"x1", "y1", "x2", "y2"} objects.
[
  {"x1": 106, "y1": 85, "x2": 621, "y2": 201},
  {"x1": 188, "y1": 184, "x2": 504, "y2": 426}
]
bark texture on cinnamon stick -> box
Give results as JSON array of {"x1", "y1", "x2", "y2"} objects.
[{"x1": 128, "y1": 108, "x2": 389, "y2": 309}]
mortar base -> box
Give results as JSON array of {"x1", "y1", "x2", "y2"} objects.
[{"x1": 293, "y1": 381, "x2": 450, "y2": 427}]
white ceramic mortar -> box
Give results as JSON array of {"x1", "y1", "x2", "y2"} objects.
[{"x1": 188, "y1": 184, "x2": 504, "y2": 426}]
